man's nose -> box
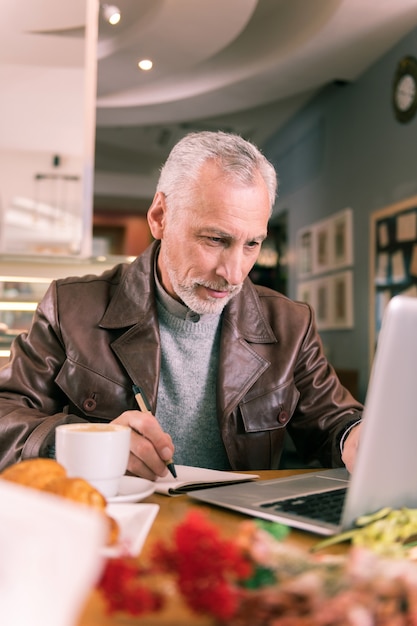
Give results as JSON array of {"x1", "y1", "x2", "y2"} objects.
[{"x1": 216, "y1": 249, "x2": 245, "y2": 285}]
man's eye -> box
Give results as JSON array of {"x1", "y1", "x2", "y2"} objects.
[
  {"x1": 208, "y1": 237, "x2": 223, "y2": 244},
  {"x1": 247, "y1": 241, "x2": 260, "y2": 249}
]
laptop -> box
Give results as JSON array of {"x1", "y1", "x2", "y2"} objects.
[{"x1": 190, "y1": 295, "x2": 417, "y2": 536}]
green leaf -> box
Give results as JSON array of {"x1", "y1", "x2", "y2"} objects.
[
  {"x1": 242, "y1": 565, "x2": 277, "y2": 590},
  {"x1": 311, "y1": 528, "x2": 358, "y2": 552},
  {"x1": 255, "y1": 519, "x2": 289, "y2": 541}
]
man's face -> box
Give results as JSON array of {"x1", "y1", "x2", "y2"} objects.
[{"x1": 149, "y1": 161, "x2": 271, "y2": 315}]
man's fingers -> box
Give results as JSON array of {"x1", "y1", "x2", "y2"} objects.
[
  {"x1": 129, "y1": 429, "x2": 170, "y2": 479},
  {"x1": 127, "y1": 450, "x2": 167, "y2": 481},
  {"x1": 113, "y1": 410, "x2": 174, "y2": 479}
]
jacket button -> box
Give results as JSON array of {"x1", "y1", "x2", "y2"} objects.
[
  {"x1": 83, "y1": 397, "x2": 97, "y2": 412},
  {"x1": 277, "y1": 409, "x2": 289, "y2": 425}
]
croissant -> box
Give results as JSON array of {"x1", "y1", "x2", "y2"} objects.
[
  {"x1": 1, "y1": 458, "x2": 66, "y2": 490},
  {"x1": 0, "y1": 458, "x2": 118, "y2": 545}
]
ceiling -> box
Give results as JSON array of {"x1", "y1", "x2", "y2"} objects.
[{"x1": 4, "y1": 0, "x2": 417, "y2": 212}]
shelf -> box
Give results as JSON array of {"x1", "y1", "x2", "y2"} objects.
[{"x1": 0, "y1": 254, "x2": 132, "y2": 358}]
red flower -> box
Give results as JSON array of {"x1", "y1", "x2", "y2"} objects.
[
  {"x1": 98, "y1": 557, "x2": 163, "y2": 615},
  {"x1": 151, "y1": 510, "x2": 252, "y2": 620}
]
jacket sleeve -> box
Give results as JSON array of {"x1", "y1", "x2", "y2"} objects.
[
  {"x1": 0, "y1": 282, "x2": 86, "y2": 470},
  {"x1": 287, "y1": 305, "x2": 363, "y2": 468}
]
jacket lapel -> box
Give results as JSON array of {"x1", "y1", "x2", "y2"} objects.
[
  {"x1": 218, "y1": 281, "x2": 277, "y2": 417},
  {"x1": 98, "y1": 243, "x2": 161, "y2": 411}
]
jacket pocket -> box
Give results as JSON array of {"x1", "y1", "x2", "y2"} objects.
[
  {"x1": 55, "y1": 360, "x2": 131, "y2": 420},
  {"x1": 239, "y1": 379, "x2": 300, "y2": 433}
]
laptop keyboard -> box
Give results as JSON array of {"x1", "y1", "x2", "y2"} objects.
[{"x1": 260, "y1": 487, "x2": 347, "y2": 525}]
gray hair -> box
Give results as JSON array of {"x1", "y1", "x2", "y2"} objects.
[{"x1": 156, "y1": 131, "x2": 277, "y2": 212}]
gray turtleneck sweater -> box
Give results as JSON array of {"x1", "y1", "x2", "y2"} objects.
[{"x1": 154, "y1": 282, "x2": 230, "y2": 470}]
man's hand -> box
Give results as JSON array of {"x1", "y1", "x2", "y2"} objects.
[
  {"x1": 113, "y1": 410, "x2": 175, "y2": 481},
  {"x1": 341, "y1": 422, "x2": 362, "y2": 474}
]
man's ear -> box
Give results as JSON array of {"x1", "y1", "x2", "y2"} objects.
[{"x1": 147, "y1": 192, "x2": 167, "y2": 239}]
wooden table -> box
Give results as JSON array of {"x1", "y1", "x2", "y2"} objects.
[{"x1": 78, "y1": 470, "x2": 344, "y2": 626}]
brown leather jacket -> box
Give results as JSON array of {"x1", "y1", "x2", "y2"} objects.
[{"x1": 0, "y1": 242, "x2": 362, "y2": 471}]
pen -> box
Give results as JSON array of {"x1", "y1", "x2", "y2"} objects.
[{"x1": 132, "y1": 384, "x2": 177, "y2": 478}]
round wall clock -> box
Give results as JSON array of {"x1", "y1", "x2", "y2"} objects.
[{"x1": 392, "y1": 55, "x2": 417, "y2": 123}]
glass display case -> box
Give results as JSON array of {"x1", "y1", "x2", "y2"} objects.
[
  {"x1": 0, "y1": 254, "x2": 131, "y2": 363},
  {"x1": 0, "y1": 277, "x2": 51, "y2": 358}
]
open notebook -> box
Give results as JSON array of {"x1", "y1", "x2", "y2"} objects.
[
  {"x1": 190, "y1": 295, "x2": 417, "y2": 536},
  {"x1": 154, "y1": 465, "x2": 258, "y2": 496}
]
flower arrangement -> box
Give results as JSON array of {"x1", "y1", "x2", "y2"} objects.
[{"x1": 97, "y1": 509, "x2": 417, "y2": 625}]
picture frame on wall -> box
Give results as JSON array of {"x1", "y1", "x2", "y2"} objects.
[
  {"x1": 331, "y1": 270, "x2": 354, "y2": 329},
  {"x1": 296, "y1": 228, "x2": 314, "y2": 278},
  {"x1": 332, "y1": 208, "x2": 353, "y2": 269},
  {"x1": 297, "y1": 270, "x2": 354, "y2": 330},
  {"x1": 315, "y1": 277, "x2": 331, "y2": 330},
  {"x1": 314, "y1": 221, "x2": 332, "y2": 275},
  {"x1": 296, "y1": 281, "x2": 315, "y2": 309},
  {"x1": 296, "y1": 208, "x2": 354, "y2": 331},
  {"x1": 297, "y1": 208, "x2": 354, "y2": 279}
]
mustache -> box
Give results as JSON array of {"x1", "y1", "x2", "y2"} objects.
[{"x1": 196, "y1": 279, "x2": 242, "y2": 294}]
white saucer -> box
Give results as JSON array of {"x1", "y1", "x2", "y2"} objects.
[
  {"x1": 102, "y1": 503, "x2": 159, "y2": 557},
  {"x1": 106, "y1": 475, "x2": 155, "y2": 503}
]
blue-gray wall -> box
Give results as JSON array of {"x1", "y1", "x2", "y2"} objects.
[{"x1": 263, "y1": 26, "x2": 417, "y2": 402}]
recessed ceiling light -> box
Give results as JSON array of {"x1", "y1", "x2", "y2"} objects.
[
  {"x1": 138, "y1": 59, "x2": 153, "y2": 71},
  {"x1": 102, "y1": 4, "x2": 121, "y2": 25}
]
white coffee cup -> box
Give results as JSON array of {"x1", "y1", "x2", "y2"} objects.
[{"x1": 55, "y1": 423, "x2": 131, "y2": 498}]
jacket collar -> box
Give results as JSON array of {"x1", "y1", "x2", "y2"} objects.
[
  {"x1": 223, "y1": 280, "x2": 277, "y2": 344},
  {"x1": 99, "y1": 240, "x2": 277, "y2": 344},
  {"x1": 99, "y1": 241, "x2": 159, "y2": 330},
  {"x1": 99, "y1": 241, "x2": 278, "y2": 414}
]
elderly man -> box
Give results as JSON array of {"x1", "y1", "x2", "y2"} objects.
[{"x1": 0, "y1": 131, "x2": 362, "y2": 478}]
